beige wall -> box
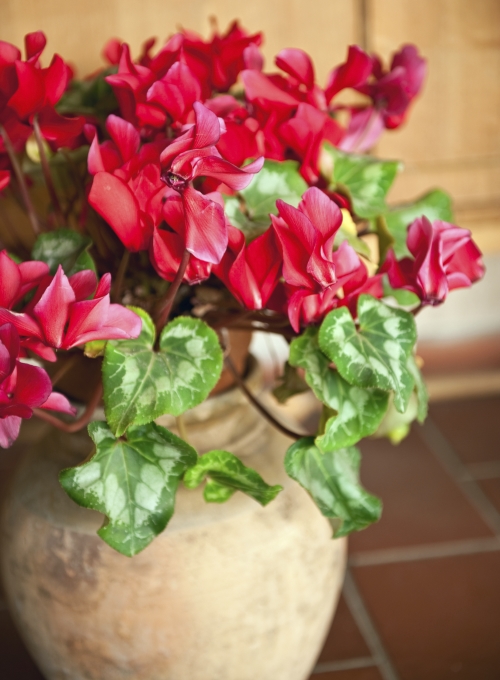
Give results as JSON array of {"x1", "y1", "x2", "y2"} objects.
[{"x1": 2, "y1": 0, "x2": 499, "y2": 252}]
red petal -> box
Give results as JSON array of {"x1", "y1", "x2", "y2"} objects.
[
  {"x1": 275, "y1": 48, "x2": 315, "y2": 90},
  {"x1": 241, "y1": 69, "x2": 300, "y2": 107},
  {"x1": 299, "y1": 187, "x2": 342, "y2": 240},
  {"x1": 25, "y1": 31, "x2": 46, "y2": 61},
  {"x1": 325, "y1": 46, "x2": 373, "y2": 101},
  {"x1": 32, "y1": 266, "x2": 75, "y2": 348},
  {"x1": 0, "y1": 170, "x2": 10, "y2": 192},
  {"x1": 182, "y1": 186, "x2": 227, "y2": 264},
  {"x1": 106, "y1": 114, "x2": 140, "y2": 162},
  {"x1": 191, "y1": 155, "x2": 263, "y2": 191},
  {"x1": 14, "y1": 361, "x2": 52, "y2": 408},
  {"x1": 68, "y1": 270, "x2": 97, "y2": 301},
  {"x1": 0, "y1": 250, "x2": 21, "y2": 308},
  {"x1": 43, "y1": 54, "x2": 69, "y2": 106},
  {"x1": 39, "y1": 391, "x2": 77, "y2": 415},
  {"x1": 0, "y1": 322, "x2": 19, "y2": 380},
  {"x1": 8, "y1": 61, "x2": 45, "y2": 118},
  {"x1": 192, "y1": 101, "x2": 222, "y2": 148},
  {"x1": 88, "y1": 172, "x2": 149, "y2": 251}
]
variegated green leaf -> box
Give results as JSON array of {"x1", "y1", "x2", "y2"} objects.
[
  {"x1": 103, "y1": 309, "x2": 223, "y2": 436},
  {"x1": 321, "y1": 143, "x2": 401, "y2": 219},
  {"x1": 285, "y1": 438, "x2": 382, "y2": 537},
  {"x1": 224, "y1": 159, "x2": 307, "y2": 239},
  {"x1": 59, "y1": 422, "x2": 198, "y2": 556},
  {"x1": 318, "y1": 295, "x2": 417, "y2": 413},
  {"x1": 32, "y1": 228, "x2": 95, "y2": 275},
  {"x1": 290, "y1": 327, "x2": 389, "y2": 450},
  {"x1": 184, "y1": 450, "x2": 283, "y2": 506}
]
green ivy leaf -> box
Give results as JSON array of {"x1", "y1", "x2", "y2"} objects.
[
  {"x1": 32, "y1": 228, "x2": 95, "y2": 275},
  {"x1": 290, "y1": 327, "x2": 389, "y2": 450},
  {"x1": 59, "y1": 421, "x2": 198, "y2": 557},
  {"x1": 318, "y1": 295, "x2": 417, "y2": 413},
  {"x1": 103, "y1": 309, "x2": 223, "y2": 436},
  {"x1": 321, "y1": 143, "x2": 401, "y2": 219},
  {"x1": 407, "y1": 355, "x2": 428, "y2": 423},
  {"x1": 224, "y1": 159, "x2": 307, "y2": 239},
  {"x1": 382, "y1": 189, "x2": 454, "y2": 258},
  {"x1": 285, "y1": 438, "x2": 382, "y2": 536},
  {"x1": 184, "y1": 450, "x2": 283, "y2": 506}
]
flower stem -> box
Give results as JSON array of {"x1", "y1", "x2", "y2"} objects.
[
  {"x1": 0, "y1": 124, "x2": 40, "y2": 236},
  {"x1": 33, "y1": 382, "x2": 103, "y2": 433},
  {"x1": 155, "y1": 249, "x2": 190, "y2": 334},
  {"x1": 224, "y1": 352, "x2": 305, "y2": 441},
  {"x1": 33, "y1": 117, "x2": 65, "y2": 228}
]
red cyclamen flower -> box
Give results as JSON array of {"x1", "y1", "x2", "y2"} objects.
[
  {"x1": 0, "y1": 323, "x2": 76, "y2": 448},
  {"x1": 0, "y1": 267, "x2": 142, "y2": 361}
]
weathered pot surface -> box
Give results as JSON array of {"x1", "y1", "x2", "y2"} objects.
[{"x1": 0, "y1": 366, "x2": 346, "y2": 680}]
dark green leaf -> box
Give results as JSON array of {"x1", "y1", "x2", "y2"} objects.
[
  {"x1": 272, "y1": 361, "x2": 309, "y2": 404},
  {"x1": 285, "y1": 438, "x2": 382, "y2": 536},
  {"x1": 318, "y1": 295, "x2": 417, "y2": 412},
  {"x1": 59, "y1": 421, "x2": 198, "y2": 556},
  {"x1": 224, "y1": 160, "x2": 307, "y2": 239},
  {"x1": 184, "y1": 450, "x2": 282, "y2": 506},
  {"x1": 321, "y1": 143, "x2": 401, "y2": 219},
  {"x1": 32, "y1": 229, "x2": 95, "y2": 275},
  {"x1": 382, "y1": 189, "x2": 454, "y2": 258},
  {"x1": 103, "y1": 309, "x2": 223, "y2": 436},
  {"x1": 290, "y1": 327, "x2": 389, "y2": 449}
]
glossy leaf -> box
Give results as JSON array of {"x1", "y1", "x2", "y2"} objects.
[
  {"x1": 32, "y1": 228, "x2": 95, "y2": 275},
  {"x1": 103, "y1": 309, "x2": 223, "y2": 436},
  {"x1": 322, "y1": 143, "x2": 401, "y2": 219},
  {"x1": 319, "y1": 295, "x2": 417, "y2": 412},
  {"x1": 382, "y1": 189, "x2": 454, "y2": 258},
  {"x1": 224, "y1": 159, "x2": 307, "y2": 239},
  {"x1": 285, "y1": 437, "x2": 382, "y2": 536},
  {"x1": 59, "y1": 421, "x2": 198, "y2": 556},
  {"x1": 272, "y1": 361, "x2": 309, "y2": 404},
  {"x1": 184, "y1": 449, "x2": 283, "y2": 505},
  {"x1": 290, "y1": 327, "x2": 389, "y2": 450}
]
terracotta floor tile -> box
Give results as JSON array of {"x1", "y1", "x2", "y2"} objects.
[
  {"x1": 430, "y1": 395, "x2": 500, "y2": 464},
  {"x1": 348, "y1": 428, "x2": 493, "y2": 554},
  {"x1": 0, "y1": 610, "x2": 44, "y2": 679},
  {"x1": 311, "y1": 668, "x2": 383, "y2": 680},
  {"x1": 478, "y1": 478, "x2": 500, "y2": 514},
  {"x1": 317, "y1": 594, "x2": 371, "y2": 663},
  {"x1": 352, "y1": 552, "x2": 500, "y2": 680}
]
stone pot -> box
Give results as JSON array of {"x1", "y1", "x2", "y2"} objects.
[{"x1": 0, "y1": 365, "x2": 346, "y2": 680}]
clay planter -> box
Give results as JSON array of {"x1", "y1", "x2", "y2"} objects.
[{"x1": 0, "y1": 366, "x2": 346, "y2": 680}]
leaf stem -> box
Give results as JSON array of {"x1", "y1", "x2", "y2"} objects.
[
  {"x1": 155, "y1": 249, "x2": 190, "y2": 334},
  {"x1": 0, "y1": 124, "x2": 40, "y2": 236},
  {"x1": 112, "y1": 249, "x2": 130, "y2": 303},
  {"x1": 33, "y1": 116, "x2": 64, "y2": 228},
  {"x1": 33, "y1": 382, "x2": 103, "y2": 433},
  {"x1": 224, "y1": 352, "x2": 304, "y2": 441}
]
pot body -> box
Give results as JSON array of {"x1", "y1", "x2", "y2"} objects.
[{"x1": 0, "y1": 375, "x2": 346, "y2": 680}]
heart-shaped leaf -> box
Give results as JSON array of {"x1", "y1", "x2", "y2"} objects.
[
  {"x1": 319, "y1": 295, "x2": 417, "y2": 412},
  {"x1": 59, "y1": 422, "x2": 198, "y2": 556},
  {"x1": 224, "y1": 159, "x2": 307, "y2": 239},
  {"x1": 184, "y1": 450, "x2": 282, "y2": 506},
  {"x1": 285, "y1": 438, "x2": 382, "y2": 537},
  {"x1": 290, "y1": 327, "x2": 389, "y2": 450},
  {"x1": 32, "y1": 228, "x2": 95, "y2": 275},
  {"x1": 103, "y1": 309, "x2": 223, "y2": 436},
  {"x1": 322, "y1": 143, "x2": 401, "y2": 219}
]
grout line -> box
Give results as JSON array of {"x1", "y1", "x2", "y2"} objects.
[
  {"x1": 349, "y1": 536, "x2": 500, "y2": 567},
  {"x1": 465, "y1": 461, "x2": 500, "y2": 480},
  {"x1": 313, "y1": 656, "x2": 376, "y2": 674},
  {"x1": 418, "y1": 418, "x2": 500, "y2": 535},
  {"x1": 343, "y1": 569, "x2": 401, "y2": 680}
]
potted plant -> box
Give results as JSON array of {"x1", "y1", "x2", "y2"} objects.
[{"x1": 0, "y1": 21, "x2": 484, "y2": 680}]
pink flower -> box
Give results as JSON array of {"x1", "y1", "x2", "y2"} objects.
[
  {"x1": 382, "y1": 216, "x2": 485, "y2": 305},
  {"x1": 0, "y1": 323, "x2": 76, "y2": 448},
  {"x1": 213, "y1": 225, "x2": 282, "y2": 309},
  {"x1": 159, "y1": 102, "x2": 263, "y2": 264},
  {"x1": 0, "y1": 267, "x2": 142, "y2": 360},
  {"x1": 0, "y1": 250, "x2": 49, "y2": 309}
]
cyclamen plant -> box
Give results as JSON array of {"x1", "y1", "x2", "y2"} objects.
[{"x1": 0, "y1": 23, "x2": 484, "y2": 555}]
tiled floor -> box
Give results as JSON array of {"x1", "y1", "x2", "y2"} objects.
[{"x1": 0, "y1": 395, "x2": 499, "y2": 679}]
